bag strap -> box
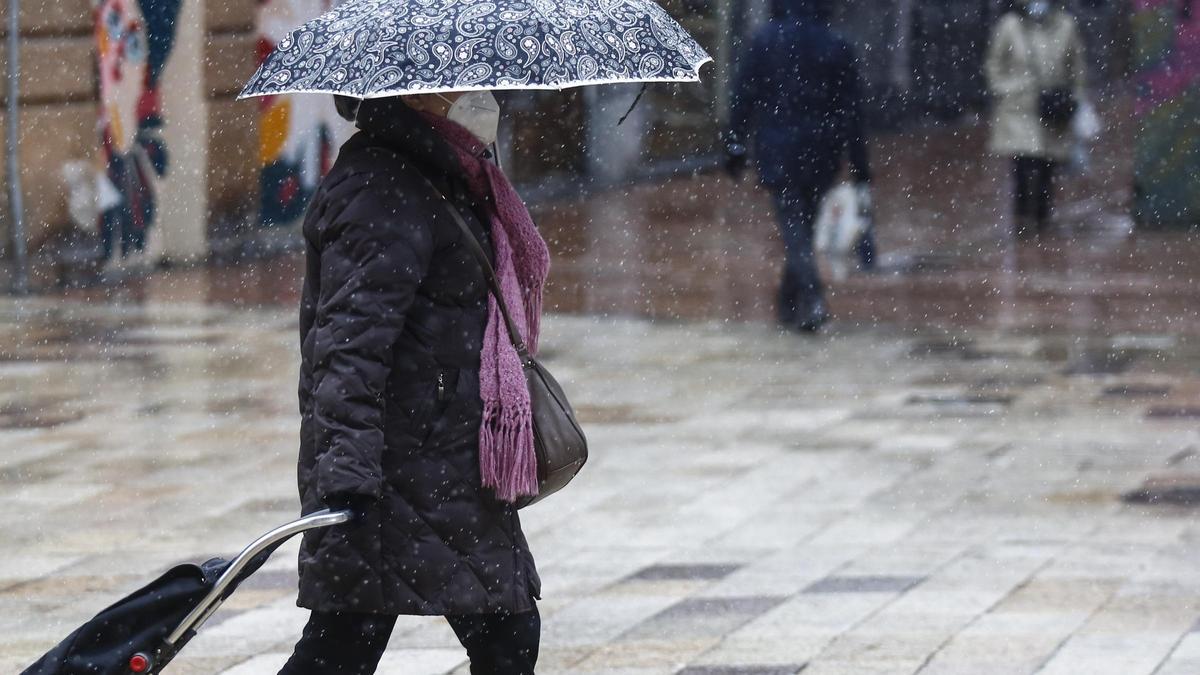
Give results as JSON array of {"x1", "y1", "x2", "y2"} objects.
[{"x1": 416, "y1": 173, "x2": 532, "y2": 362}]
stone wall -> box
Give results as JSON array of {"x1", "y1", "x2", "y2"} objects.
[
  {"x1": 0, "y1": 0, "x2": 95, "y2": 258},
  {"x1": 0, "y1": 0, "x2": 265, "y2": 265},
  {"x1": 205, "y1": 0, "x2": 259, "y2": 231}
]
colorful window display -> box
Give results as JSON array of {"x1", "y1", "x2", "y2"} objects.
[
  {"x1": 93, "y1": 0, "x2": 182, "y2": 262},
  {"x1": 1134, "y1": 0, "x2": 1200, "y2": 227},
  {"x1": 255, "y1": 0, "x2": 350, "y2": 229}
]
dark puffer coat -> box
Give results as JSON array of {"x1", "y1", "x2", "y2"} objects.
[
  {"x1": 730, "y1": 0, "x2": 871, "y2": 191},
  {"x1": 296, "y1": 97, "x2": 539, "y2": 616}
]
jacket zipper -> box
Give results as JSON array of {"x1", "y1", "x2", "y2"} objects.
[{"x1": 436, "y1": 370, "x2": 447, "y2": 401}]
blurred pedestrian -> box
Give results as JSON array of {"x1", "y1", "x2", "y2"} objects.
[
  {"x1": 726, "y1": 0, "x2": 872, "y2": 333},
  {"x1": 280, "y1": 93, "x2": 543, "y2": 674},
  {"x1": 985, "y1": 0, "x2": 1088, "y2": 237}
]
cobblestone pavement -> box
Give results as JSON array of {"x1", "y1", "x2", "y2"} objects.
[{"x1": 3, "y1": 295, "x2": 1200, "y2": 675}]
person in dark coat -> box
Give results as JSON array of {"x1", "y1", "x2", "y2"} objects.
[
  {"x1": 726, "y1": 0, "x2": 873, "y2": 332},
  {"x1": 280, "y1": 93, "x2": 543, "y2": 674}
]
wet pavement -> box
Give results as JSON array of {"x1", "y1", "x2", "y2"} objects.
[
  {"x1": 4, "y1": 107, "x2": 1200, "y2": 673},
  {"x1": 2, "y1": 297, "x2": 1200, "y2": 674},
  {"x1": 56, "y1": 97, "x2": 1200, "y2": 338}
]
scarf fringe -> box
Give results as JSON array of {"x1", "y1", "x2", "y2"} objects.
[{"x1": 480, "y1": 402, "x2": 540, "y2": 503}]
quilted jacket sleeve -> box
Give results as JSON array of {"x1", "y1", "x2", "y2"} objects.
[{"x1": 311, "y1": 186, "x2": 434, "y2": 503}]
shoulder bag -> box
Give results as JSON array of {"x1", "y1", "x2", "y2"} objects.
[
  {"x1": 423, "y1": 178, "x2": 588, "y2": 508},
  {"x1": 1018, "y1": 18, "x2": 1077, "y2": 130}
]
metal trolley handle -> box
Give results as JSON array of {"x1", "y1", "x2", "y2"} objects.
[{"x1": 164, "y1": 509, "x2": 351, "y2": 646}]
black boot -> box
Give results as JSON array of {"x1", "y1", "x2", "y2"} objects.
[
  {"x1": 794, "y1": 296, "x2": 830, "y2": 333},
  {"x1": 777, "y1": 267, "x2": 800, "y2": 329}
]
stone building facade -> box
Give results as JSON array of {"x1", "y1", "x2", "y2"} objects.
[{"x1": 0, "y1": 0, "x2": 263, "y2": 277}]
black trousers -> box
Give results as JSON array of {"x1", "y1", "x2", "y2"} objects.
[
  {"x1": 278, "y1": 606, "x2": 540, "y2": 675},
  {"x1": 772, "y1": 185, "x2": 828, "y2": 324},
  {"x1": 1012, "y1": 156, "x2": 1056, "y2": 227}
]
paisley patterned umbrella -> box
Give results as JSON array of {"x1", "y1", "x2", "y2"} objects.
[{"x1": 239, "y1": 0, "x2": 712, "y2": 99}]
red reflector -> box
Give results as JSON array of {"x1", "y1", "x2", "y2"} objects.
[{"x1": 129, "y1": 654, "x2": 150, "y2": 672}]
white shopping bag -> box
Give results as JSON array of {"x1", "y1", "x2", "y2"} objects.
[
  {"x1": 1069, "y1": 100, "x2": 1102, "y2": 174},
  {"x1": 1072, "y1": 100, "x2": 1102, "y2": 141},
  {"x1": 62, "y1": 160, "x2": 122, "y2": 231},
  {"x1": 815, "y1": 183, "x2": 869, "y2": 256}
]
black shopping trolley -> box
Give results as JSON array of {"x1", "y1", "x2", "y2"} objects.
[{"x1": 22, "y1": 509, "x2": 352, "y2": 675}]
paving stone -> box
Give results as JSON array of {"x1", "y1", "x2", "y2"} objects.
[
  {"x1": 905, "y1": 393, "x2": 1015, "y2": 407},
  {"x1": 701, "y1": 545, "x2": 871, "y2": 599},
  {"x1": 870, "y1": 434, "x2": 959, "y2": 454},
  {"x1": 1061, "y1": 350, "x2": 1135, "y2": 376},
  {"x1": 575, "y1": 637, "x2": 721, "y2": 671},
  {"x1": 914, "y1": 611, "x2": 1095, "y2": 674},
  {"x1": 626, "y1": 564, "x2": 743, "y2": 583},
  {"x1": 153, "y1": 655, "x2": 246, "y2": 675},
  {"x1": 709, "y1": 594, "x2": 895, "y2": 665},
  {"x1": 1157, "y1": 656, "x2": 1200, "y2": 675},
  {"x1": 801, "y1": 660, "x2": 923, "y2": 675},
  {"x1": 812, "y1": 628, "x2": 950, "y2": 665},
  {"x1": 676, "y1": 666, "x2": 805, "y2": 675},
  {"x1": 971, "y1": 374, "x2": 1043, "y2": 389},
  {"x1": 219, "y1": 646, "x2": 465, "y2": 673},
  {"x1": 1121, "y1": 475, "x2": 1200, "y2": 507},
  {"x1": 541, "y1": 594, "x2": 683, "y2": 648},
  {"x1": 908, "y1": 340, "x2": 977, "y2": 359},
  {"x1": 217, "y1": 653, "x2": 290, "y2": 675},
  {"x1": 1153, "y1": 632, "x2": 1200, "y2": 675},
  {"x1": 1145, "y1": 406, "x2": 1200, "y2": 419},
  {"x1": 375, "y1": 649, "x2": 468, "y2": 674},
  {"x1": 6, "y1": 301, "x2": 1200, "y2": 672},
  {"x1": 1037, "y1": 633, "x2": 1182, "y2": 675},
  {"x1": 236, "y1": 569, "x2": 298, "y2": 591},
  {"x1": 802, "y1": 576, "x2": 924, "y2": 594},
  {"x1": 185, "y1": 601, "x2": 308, "y2": 657},
  {"x1": 806, "y1": 515, "x2": 920, "y2": 546},
  {"x1": 1102, "y1": 384, "x2": 1171, "y2": 398},
  {"x1": 624, "y1": 597, "x2": 788, "y2": 640}
]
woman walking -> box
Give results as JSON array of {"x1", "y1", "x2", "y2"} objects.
[
  {"x1": 985, "y1": 0, "x2": 1088, "y2": 236},
  {"x1": 281, "y1": 92, "x2": 545, "y2": 674},
  {"x1": 237, "y1": 2, "x2": 710, "y2": 672}
]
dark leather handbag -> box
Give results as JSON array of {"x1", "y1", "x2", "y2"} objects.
[
  {"x1": 1017, "y1": 21, "x2": 1078, "y2": 131},
  {"x1": 427, "y1": 181, "x2": 588, "y2": 508},
  {"x1": 1039, "y1": 87, "x2": 1078, "y2": 130}
]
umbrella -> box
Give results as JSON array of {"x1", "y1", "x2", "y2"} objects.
[{"x1": 239, "y1": 0, "x2": 711, "y2": 100}]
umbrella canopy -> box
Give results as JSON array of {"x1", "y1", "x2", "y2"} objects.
[{"x1": 240, "y1": 0, "x2": 712, "y2": 99}]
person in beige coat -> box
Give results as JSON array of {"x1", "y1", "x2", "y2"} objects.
[{"x1": 985, "y1": 0, "x2": 1087, "y2": 236}]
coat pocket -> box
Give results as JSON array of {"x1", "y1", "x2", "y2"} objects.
[{"x1": 419, "y1": 366, "x2": 460, "y2": 448}]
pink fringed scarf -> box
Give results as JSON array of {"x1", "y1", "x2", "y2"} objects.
[{"x1": 422, "y1": 113, "x2": 550, "y2": 503}]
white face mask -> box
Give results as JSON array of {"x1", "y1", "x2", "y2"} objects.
[{"x1": 438, "y1": 91, "x2": 501, "y2": 146}]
